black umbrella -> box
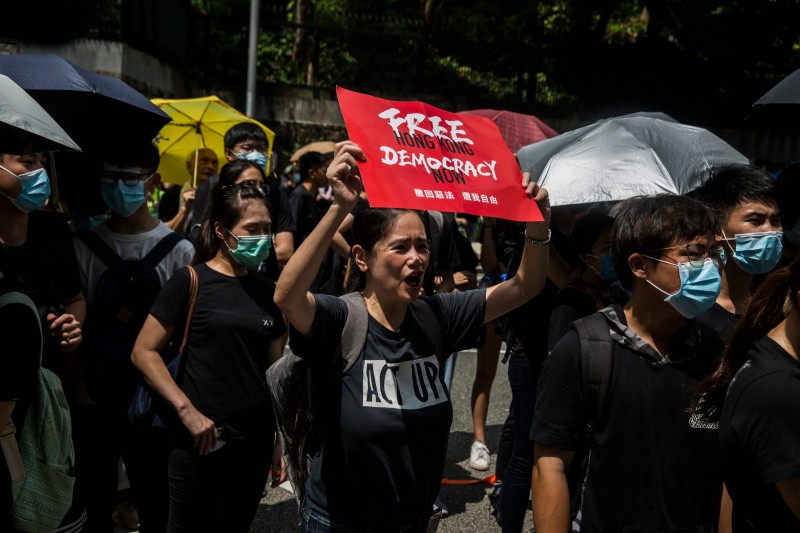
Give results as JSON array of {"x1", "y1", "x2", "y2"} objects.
[
  {"x1": 0, "y1": 53, "x2": 170, "y2": 152},
  {"x1": 747, "y1": 66, "x2": 800, "y2": 129}
]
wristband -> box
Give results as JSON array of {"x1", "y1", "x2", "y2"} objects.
[{"x1": 524, "y1": 228, "x2": 551, "y2": 246}]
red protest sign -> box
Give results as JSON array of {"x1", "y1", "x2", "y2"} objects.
[{"x1": 336, "y1": 87, "x2": 543, "y2": 222}]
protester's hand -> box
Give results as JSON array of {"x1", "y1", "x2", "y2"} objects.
[
  {"x1": 47, "y1": 312, "x2": 82, "y2": 352},
  {"x1": 178, "y1": 406, "x2": 219, "y2": 455},
  {"x1": 522, "y1": 172, "x2": 551, "y2": 225},
  {"x1": 327, "y1": 141, "x2": 365, "y2": 208},
  {"x1": 182, "y1": 187, "x2": 196, "y2": 210},
  {"x1": 453, "y1": 271, "x2": 477, "y2": 291},
  {"x1": 271, "y1": 442, "x2": 287, "y2": 488}
]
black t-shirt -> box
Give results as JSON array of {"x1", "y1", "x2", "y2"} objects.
[
  {"x1": 696, "y1": 302, "x2": 739, "y2": 345},
  {"x1": 547, "y1": 280, "x2": 610, "y2": 351},
  {"x1": 288, "y1": 290, "x2": 486, "y2": 528},
  {"x1": 0, "y1": 211, "x2": 83, "y2": 375},
  {"x1": 719, "y1": 336, "x2": 800, "y2": 533},
  {"x1": 531, "y1": 305, "x2": 724, "y2": 532},
  {"x1": 289, "y1": 185, "x2": 321, "y2": 246},
  {"x1": 150, "y1": 263, "x2": 286, "y2": 444},
  {"x1": 157, "y1": 185, "x2": 181, "y2": 222}
]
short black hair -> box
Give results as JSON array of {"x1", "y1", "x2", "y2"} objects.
[
  {"x1": 612, "y1": 194, "x2": 717, "y2": 289},
  {"x1": 224, "y1": 122, "x2": 267, "y2": 151},
  {"x1": 687, "y1": 163, "x2": 777, "y2": 225},
  {"x1": 105, "y1": 141, "x2": 160, "y2": 171},
  {"x1": 571, "y1": 213, "x2": 614, "y2": 254},
  {"x1": 297, "y1": 151, "x2": 333, "y2": 182}
]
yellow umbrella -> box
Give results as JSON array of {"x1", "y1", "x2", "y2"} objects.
[{"x1": 151, "y1": 95, "x2": 275, "y2": 186}]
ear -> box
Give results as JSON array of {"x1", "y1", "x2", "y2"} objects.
[
  {"x1": 150, "y1": 172, "x2": 162, "y2": 188},
  {"x1": 628, "y1": 252, "x2": 649, "y2": 281},
  {"x1": 224, "y1": 148, "x2": 236, "y2": 162},
  {"x1": 352, "y1": 244, "x2": 369, "y2": 273},
  {"x1": 213, "y1": 221, "x2": 226, "y2": 241}
]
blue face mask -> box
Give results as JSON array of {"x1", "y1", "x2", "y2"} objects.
[
  {"x1": 723, "y1": 231, "x2": 783, "y2": 275},
  {"x1": 0, "y1": 165, "x2": 51, "y2": 213},
  {"x1": 587, "y1": 253, "x2": 618, "y2": 282},
  {"x1": 225, "y1": 230, "x2": 272, "y2": 267},
  {"x1": 235, "y1": 150, "x2": 268, "y2": 172},
  {"x1": 645, "y1": 257, "x2": 721, "y2": 318},
  {"x1": 100, "y1": 176, "x2": 151, "y2": 217}
]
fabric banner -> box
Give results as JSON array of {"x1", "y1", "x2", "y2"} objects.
[{"x1": 336, "y1": 87, "x2": 543, "y2": 222}]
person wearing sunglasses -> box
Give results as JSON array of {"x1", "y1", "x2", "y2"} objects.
[
  {"x1": 689, "y1": 163, "x2": 782, "y2": 344},
  {"x1": 532, "y1": 194, "x2": 728, "y2": 533}
]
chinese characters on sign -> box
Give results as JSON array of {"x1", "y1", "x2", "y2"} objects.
[{"x1": 336, "y1": 87, "x2": 543, "y2": 222}]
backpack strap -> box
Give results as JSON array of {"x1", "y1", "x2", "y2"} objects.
[
  {"x1": 571, "y1": 312, "x2": 614, "y2": 436},
  {"x1": 76, "y1": 230, "x2": 123, "y2": 269},
  {"x1": 336, "y1": 293, "x2": 447, "y2": 372},
  {"x1": 338, "y1": 292, "x2": 369, "y2": 374},
  {"x1": 143, "y1": 231, "x2": 186, "y2": 268},
  {"x1": 176, "y1": 266, "x2": 199, "y2": 358}
]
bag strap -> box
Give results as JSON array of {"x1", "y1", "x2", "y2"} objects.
[
  {"x1": 338, "y1": 292, "x2": 369, "y2": 374},
  {"x1": 572, "y1": 312, "x2": 614, "y2": 436},
  {"x1": 143, "y1": 231, "x2": 185, "y2": 268},
  {"x1": 76, "y1": 230, "x2": 123, "y2": 269},
  {"x1": 176, "y1": 266, "x2": 199, "y2": 357}
]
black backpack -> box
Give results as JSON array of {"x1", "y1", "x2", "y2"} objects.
[
  {"x1": 568, "y1": 311, "x2": 614, "y2": 533},
  {"x1": 266, "y1": 292, "x2": 446, "y2": 509},
  {"x1": 77, "y1": 230, "x2": 186, "y2": 409}
]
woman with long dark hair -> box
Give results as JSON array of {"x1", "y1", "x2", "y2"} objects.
[
  {"x1": 275, "y1": 141, "x2": 551, "y2": 532},
  {"x1": 695, "y1": 259, "x2": 800, "y2": 531},
  {"x1": 132, "y1": 183, "x2": 286, "y2": 532}
]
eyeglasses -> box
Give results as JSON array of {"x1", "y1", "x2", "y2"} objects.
[
  {"x1": 649, "y1": 243, "x2": 727, "y2": 268},
  {"x1": 101, "y1": 172, "x2": 153, "y2": 186},
  {"x1": 234, "y1": 143, "x2": 268, "y2": 153}
]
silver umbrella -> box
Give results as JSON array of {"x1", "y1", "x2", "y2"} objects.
[
  {"x1": 517, "y1": 111, "x2": 748, "y2": 206},
  {"x1": 0, "y1": 74, "x2": 80, "y2": 154}
]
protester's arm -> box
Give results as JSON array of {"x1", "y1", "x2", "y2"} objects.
[
  {"x1": 131, "y1": 314, "x2": 219, "y2": 455},
  {"x1": 164, "y1": 187, "x2": 195, "y2": 232},
  {"x1": 532, "y1": 443, "x2": 574, "y2": 533},
  {"x1": 480, "y1": 218, "x2": 498, "y2": 274},
  {"x1": 776, "y1": 478, "x2": 800, "y2": 520},
  {"x1": 484, "y1": 173, "x2": 550, "y2": 324},
  {"x1": 274, "y1": 231, "x2": 294, "y2": 267},
  {"x1": 275, "y1": 141, "x2": 363, "y2": 336},
  {"x1": 718, "y1": 484, "x2": 733, "y2": 533}
]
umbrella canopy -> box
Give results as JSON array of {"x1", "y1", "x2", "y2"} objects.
[
  {"x1": 0, "y1": 74, "x2": 80, "y2": 154},
  {"x1": 748, "y1": 67, "x2": 800, "y2": 128},
  {"x1": 516, "y1": 111, "x2": 749, "y2": 206},
  {"x1": 152, "y1": 96, "x2": 276, "y2": 185},
  {"x1": 458, "y1": 109, "x2": 559, "y2": 153},
  {"x1": 0, "y1": 53, "x2": 170, "y2": 152},
  {"x1": 290, "y1": 140, "x2": 337, "y2": 164}
]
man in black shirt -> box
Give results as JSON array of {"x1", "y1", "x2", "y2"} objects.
[
  {"x1": 531, "y1": 194, "x2": 727, "y2": 533},
  {"x1": 689, "y1": 164, "x2": 782, "y2": 343}
]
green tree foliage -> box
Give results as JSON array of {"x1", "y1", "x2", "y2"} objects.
[{"x1": 183, "y1": 0, "x2": 800, "y2": 125}]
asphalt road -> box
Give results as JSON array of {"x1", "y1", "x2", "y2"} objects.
[{"x1": 251, "y1": 346, "x2": 534, "y2": 533}]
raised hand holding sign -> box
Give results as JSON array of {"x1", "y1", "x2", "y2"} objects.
[{"x1": 336, "y1": 87, "x2": 543, "y2": 222}]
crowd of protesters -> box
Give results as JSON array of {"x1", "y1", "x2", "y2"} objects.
[{"x1": 2, "y1": 108, "x2": 800, "y2": 533}]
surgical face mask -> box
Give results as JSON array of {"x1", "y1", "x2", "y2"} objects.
[
  {"x1": 643, "y1": 256, "x2": 721, "y2": 318},
  {"x1": 722, "y1": 230, "x2": 783, "y2": 275},
  {"x1": 0, "y1": 165, "x2": 51, "y2": 213},
  {"x1": 225, "y1": 230, "x2": 272, "y2": 267},
  {"x1": 586, "y1": 253, "x2": 618, "y2": 282},
  {"x1": 235, "y1": 150, "x2": 268, "y2": 172},
  {"x1": 100, "y1": 175, "x2": 152, "y2": 217}
]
